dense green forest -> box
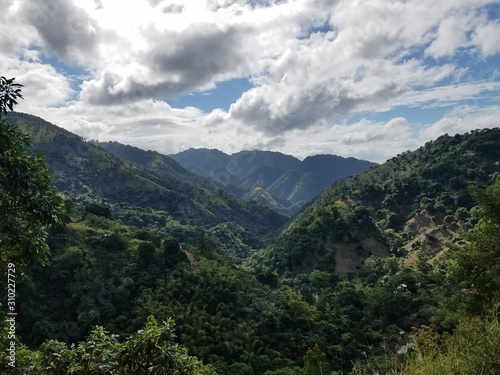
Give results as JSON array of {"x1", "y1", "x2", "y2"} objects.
[{"x1": 1, "y1": 78, "x2": 499, "y2": 374}]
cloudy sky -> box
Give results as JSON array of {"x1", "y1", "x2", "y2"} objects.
[{"x1": 2, "y1": 0, "x2": 499, "y2": 162}]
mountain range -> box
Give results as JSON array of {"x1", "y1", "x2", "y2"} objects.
[
  {"x1": 170, "y1": 148, "x2": 376, "y2": 214},
  {"x1": 7, "y1": 112, "x2": 287, "y2": 242},
  {"x1": 9, "y1": 111, "x2": 500, "y2": 276},
  {"x1": 3, "y1": 111, "x2": 500, "y2": 375}
]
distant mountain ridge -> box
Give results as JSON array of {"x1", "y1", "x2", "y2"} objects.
[
  {"x1": 7, "y1": 112, "x2": 287, "y2": 239},
  {"x1": 170, "y1": 148, "x2": 377, "y2": 214},
  {"x1": 97, "y1": 141, "x2": 221, "y2": 191}
]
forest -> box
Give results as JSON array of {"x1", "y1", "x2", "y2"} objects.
[{"x1": 0, "y1": 77, "x2": 499, "y2": 374}]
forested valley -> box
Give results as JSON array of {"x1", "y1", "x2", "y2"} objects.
[{"x1": 1, "y1": 78, "x2": 499, "y2": 374}]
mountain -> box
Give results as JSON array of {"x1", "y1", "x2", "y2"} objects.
[
  {"x1": 97, "y1": 141, "x2": 224, "y2": 192},
  {"x1": 6, "y1": 111, "x2": 500, "y2": 375},
  {"x1": 7, "y1": 112, "x2": 287, "y2": 240},
  {"x1": 260, "y1": 128, "x2": 500, "y2": 278},
  {"x1": 171, "y1": 148, "x2": 376, "y2": 214}
]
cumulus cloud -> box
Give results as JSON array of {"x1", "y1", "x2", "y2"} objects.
[
  {"x1": 19, "y1": 0, "x2": 102, "y2": 65},
  {"x1": 204, "y1": 0, "x2": 498, "y2": 137},
  {"x1": 15, "y1": 65, "x2": 73, "y2": 107},
  {"x1": 1, "y1": 0, "x2": 499, "y2": 163},
  {"x1": 425, "y1": 13, "x2": 472, "y2": 58},
  {"x1": 419, "y1": 105, "x2": 500, "y2": 142},
  {"x1": 162, "y1": 4, "x2": 185, "y2": 14},
  {"x1": 472, "y1": 20, "x2": 500, "y2": 57},
  {"x1": 80, "y1": 23, "x2": 253, "y2": 105},
  {"x1": 0, "y1": 0, "x2": 36, "y2": 56}
]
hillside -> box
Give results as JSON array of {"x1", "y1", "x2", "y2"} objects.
[
  {"x1": 97, "y1": 141, "x2": 224, "y2": 191},
  {"x1": 0, "y1": 107, "x2": 500, "y2": 375},
  {"x1": 7, "y1": 112, "x2": 287, "y2": 240},
  {"x1": 171, "y1": 148, "x2": 376, "y2": 214},
  {"x1": 3, "y1": 115, "x2": 500, "y2": 374},
  {"x1": 260, "y1": 128, "x2": 500, "y2": 278}
]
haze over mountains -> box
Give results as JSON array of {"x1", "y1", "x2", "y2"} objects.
[{"x1": 170, "y1": 148, "x2": 376, "y2": 214}]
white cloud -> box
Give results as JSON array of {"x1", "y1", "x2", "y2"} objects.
[
  {"x1": 0, "y1": 0, "x2": 37, "y2": 56},
  {"x1": 1, "y1": 56, "x2": 73, "y2": 108},
  {"x1": 393, "y1": 81, "x2": 500, "y2": 109},
  {"x1": 472, "y1": 20, "x2": 500, "y2": 57},
  {"x1": 162, "y1": 4, "x2": 185, "y2": 14},
  {"x1": 19, "y1": 0, "x2": 102, "y2": 66},
  {"x1": 1, "y1": 0, "x2": 498, "y2": 163},
  {"x1": 419, "y1": 105, "x2": 500, "y2": 142},
  {"x1": 425, "y1": 13, "x2": 472, "y2": 58}
]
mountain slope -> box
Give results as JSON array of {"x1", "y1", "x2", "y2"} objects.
[
  {"x1": 8, "y1": 110, "x2": 500, "y2": 375},
  {"x1": 171, "y1": 148, "x2": 376, "y2": 214},
  {"x1": 8, "y1": 112, "x2": 287, "y2": 238},
  {"x1": 97, "y1": 141, "x2": 223, "y2": 191},
  {"x1": 260, "y1": 128, "x2": 500, "y2": 277}
]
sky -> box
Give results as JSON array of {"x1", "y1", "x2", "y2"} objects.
[{"x1": 1, "y1": 0, "x2": 499, "y2": 163}]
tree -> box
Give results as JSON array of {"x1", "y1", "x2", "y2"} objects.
[
  {"x1": 0, "y1": 77, "x2": 62, "y2": 272},
  {"x1": 450, "y1": 181, "x2": 500, "y2": 315},
  {"x1": 138, "y1": 241, "x2": 156, "y2": 265},
  {"x1": 0, "y1": 76, "x2": 23, "y2": 114},
  {"x1": 303, "y1": 344, "x2": 330, "y2": 375},
  {"x1": 7, "y1": 316, "x2": 216, "y2": 374},
  {"x1": 163, "y1": 236, "x2": 187, "y2": 267},
  {"x1": 117, "y1": 316, "x2": 215, "y2": 374},
  {"x1": 85, "y1": 203, "x2": 112, "y2": 219}
]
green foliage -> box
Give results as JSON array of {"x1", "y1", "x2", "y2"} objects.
[
  {"x1": 1, "y1": 316, "x2": 215, "y2": 374},
  {"x1": 9, "y1": 112, "x2": 288, "y2": 242},
  {"x1": 449, "y1": 181, "x2": 500, "y2": 315},
  {"x1": 262, "y1": 129, "x2": 500, "y2": 281},
  {"x1": 163, "y1": 236, "x2": 187, "y2": 267},
  {"x1": 470, "y1": 181, "x2": 500, "y2": 225},
  {"x1": 207, "y1": 222, "x2": 264, "y2": 263},
  {"x1": 117, "y1": 316, "x2": 211, "y2": 374},
  {"x1": 137, "y1": 241, "x2": 156, "y2": 265},
  {"x1": 399, "y1": 315, "x2": 500, "y2": 375},
  {"x1": 16, "y1": 165, "x2": 497, "y2": 374},
  {"x1": 40, "y1": 326, "x2": 119, "y2": 374},
  {"x1": 13, "y1": 209, "x2": 332, "y2": 373},
  {"x1": 303, "y1": 344, "x2": 330, "y2": 375},
  {"x1": 0, "y1": 76, "x2": 24, "y2": 113},
  {"x1": 309, "y1": 270, "x2": 330, "y2": 289},
  {"x1": 85, "y1": 203, "x2": 112, "y2": 219},
  {"x1": 4, "y1": 99, "x2": 500, "y2": 375},
  {"x1": 263, "y1": 368, "x2": 302, "y2": 375},
  {"x1": 0, "y1": 79, "x2": 62, "y2": 272}
]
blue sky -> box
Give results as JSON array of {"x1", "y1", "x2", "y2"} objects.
[
  {"x1": 1, "y1": 0, "x2": 499, "y2": 162},
  {"x1": 172, "y1": 78, "x2": 253, "y2": 111}
]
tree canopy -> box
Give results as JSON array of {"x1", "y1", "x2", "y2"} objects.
[{"x1": 0, "y1": 77, "x2": 62, "y2": 272}]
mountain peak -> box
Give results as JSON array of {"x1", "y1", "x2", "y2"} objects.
[{"x1": 171, "y1": 148, "x2": 376, "y2": 215}]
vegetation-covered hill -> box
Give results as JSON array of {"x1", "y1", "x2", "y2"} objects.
[
  {"x1": 171, "y1": 148, "x2": 376, "y2": 215},
  {"x1": 7, "y1": 113, "x2": 287, "y2": 242},
  {"x1": 2, "y1": 101, "x2": 499, "y2": 374},
  {"x1": 97, "y1": 141, "x2": 226, "y2": 192},
  {"x1": 261, "y1": 128, "x2": 500, "y2": 279}
]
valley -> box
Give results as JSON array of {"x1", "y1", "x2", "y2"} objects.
[{"x1": 1, "y1": 111, "x2": 499, "y2": 374}]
